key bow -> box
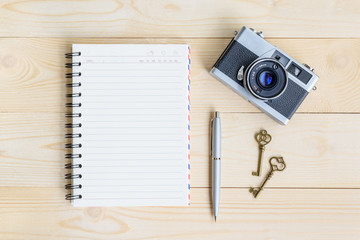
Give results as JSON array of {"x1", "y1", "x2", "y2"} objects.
[
  {"x1": 270, "y1": 157, "x2": 286, "y2": 171},
  {"x1": 255, "y1": 129, "x2": 272, "y2": 146}
]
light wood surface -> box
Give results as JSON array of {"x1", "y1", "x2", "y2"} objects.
[
  {"x1": 1, "y1": 0, "x2": 359, "y2": 239},
  {"x1": 1, "y1": 38, "x2": 360, "y2": 113},
  {"x1": 1, "y1": 0, "x2": 360, "y2": 38},
  {"x1": 1, "y1": 188, "x2": 360, "y2": 240}
]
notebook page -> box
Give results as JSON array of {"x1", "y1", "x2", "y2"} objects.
[{"x1": 70, "y1": 44, "x2": 190, "y2": 207}]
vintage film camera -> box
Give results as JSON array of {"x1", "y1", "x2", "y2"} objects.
[{"x1": 210, "y1": 26, "x2": 319, "y2": 124}]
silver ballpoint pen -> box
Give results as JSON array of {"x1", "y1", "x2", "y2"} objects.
[{"x1": 211, "y1": 111, "x2": 221, "y2": 222}]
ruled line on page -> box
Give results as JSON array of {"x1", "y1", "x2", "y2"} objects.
[{"x1": 71, "y1": 44, "x2": 190, "y2": 206}]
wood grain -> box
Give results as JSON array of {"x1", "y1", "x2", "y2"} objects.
[
  {"x1": 0, "y1": 38, "x2": 359, "y2": 113},
  {"x1": 0, "y1": 112, "x2": 359, "y2": 189},
  {"x1": 191, "y1": 112, "x2": 360, "y2": 188},
  {"x1": 0, "y1": 0, "x2": 359, "y2": 239},
  {"x1": 0, "y1": 188, "x2": 359, "y2": 240},
  {"x1": 0, "y1": 0, "x2": 360, "y2": 38}
]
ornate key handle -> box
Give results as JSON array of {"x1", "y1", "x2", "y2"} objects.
[
  {"x1": 252, "y1": 129, "x2": 272, "y2": 176},
  {"x1": 269, "y1": 157, "x2": 286, "y2": 172},
  {"x1": 255, "y1": 130, "x2": 272, "y2": 146}
]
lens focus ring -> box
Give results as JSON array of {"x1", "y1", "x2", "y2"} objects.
[{"x1": 244, "y1": 58, "x2": 288, "y2": 100}]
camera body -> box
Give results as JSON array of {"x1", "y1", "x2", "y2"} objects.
[{"x1": 210, "y1": 26, "x2": 319, "y2": 125}]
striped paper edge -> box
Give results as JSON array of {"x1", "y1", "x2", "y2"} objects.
[{"x1": 187, "y1": 45, "x2": 191, "y2": 205}]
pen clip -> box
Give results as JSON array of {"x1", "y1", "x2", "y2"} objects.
[{"x1": 210, "y1": 119, "x2": 213, "y2": 156}]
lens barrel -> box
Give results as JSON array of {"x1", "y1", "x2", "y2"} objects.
[{"x1": 245, "y1": 58, "x2": 288, "y2": 100}]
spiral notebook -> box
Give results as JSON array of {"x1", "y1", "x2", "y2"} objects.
[{"x1": 65, "y1": 44, "x2": 191, "y2": 207}]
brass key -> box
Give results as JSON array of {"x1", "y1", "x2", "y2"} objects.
[
  {"x1": 252, "y1": 130, "x2": 272, "y2": 176},
  {"x1": 249, "y1": 157, "x2": 286, "y2": 198}
]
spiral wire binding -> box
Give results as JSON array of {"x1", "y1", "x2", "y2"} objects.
[
  {"x1": 65, "y1": 173, "x2": 82, "y2": 179},
  {"x1": 65, "y1": 52, "x2": 83, "y2": 201},
  {"x1": 65, "y1": 52, "x2": 81, "y2": 58},
  {"x1": 65, "y1": 143, "x2": 82, "y2": 148},
  {"x1": 65, "y1": 194, "x2": 82, "y2": 200},
  {"x1": 65, "y1": 154, "x2": 82, "y2": 159},
  {"x1": 66, "y1": 83, "x2": 82, "y2": 88},
  {"x1": 67, "y1": 93, "x2": 81, "y2": 98},
  {"x1": 66, "y1": 72, "x2": 81, "y2": 78},
  {"x1": 65, "y1": 184, "x2": 82, "y2": 189},
  {"x1": 66, "y1": 103, "x2": 82, "y2": 108},
  {"x1": 65, "y1": 123, "x2": 82, "y2": 128},
  {"x1": 66, "y1": 62, "x2": 81, "y2": 68},
  {"x1": 65, "y1": 163, "x2": 82, "y2": 169}
]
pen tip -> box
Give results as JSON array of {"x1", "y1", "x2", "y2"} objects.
[{"x1": 215, "y1": 216, "x2": 217, "y2": 222}]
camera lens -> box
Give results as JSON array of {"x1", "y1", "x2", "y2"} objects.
[
  {"x1": 245, "y1": 59, "x2": 288, "y2": 100},
  {"x1": 258, "y1": 70, "x2": 277, "y2": 89}
]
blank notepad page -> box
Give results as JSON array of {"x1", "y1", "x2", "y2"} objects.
[{"x1": 69, "y1": 44, "x2": 190, "y2": 207}]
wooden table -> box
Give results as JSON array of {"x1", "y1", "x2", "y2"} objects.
[{"x1": 1, "y1": 0, "x2": 359, "y2": 239}]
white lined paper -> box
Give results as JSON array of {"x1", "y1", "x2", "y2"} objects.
[{"x1": 69, "y1": 44, "x2": 190, "y2": 207}]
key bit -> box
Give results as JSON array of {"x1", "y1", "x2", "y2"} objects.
[
  {"x1": 249, "y1": 187, "x2": 260, "y2": 198},
  {"x1": 252, "y1": 130, "x2": 272, "y2": 176}
]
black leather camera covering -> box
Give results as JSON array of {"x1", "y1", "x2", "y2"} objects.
[
  {"x1": 266, "y1": 80, "x2": 308, "y2": 119},
  {"x1": 214, "y1": 39, "x2": 258, "y2": 87},
  {"x1": 213, "y1": 40, "x2": 308, "y2": 119}
]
